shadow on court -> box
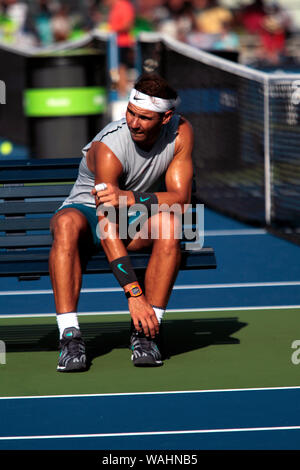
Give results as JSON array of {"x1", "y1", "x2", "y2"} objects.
[{"x1": 1, "y1": 317, "x2": 247, "y2": 367}]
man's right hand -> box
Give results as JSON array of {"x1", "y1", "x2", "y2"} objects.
[
  {"x1": 128, "y1": 295, "x2": 159, "y2": 338},
  {"x1": 92, "y1": 183, "x2": 134, "y2": 208}
]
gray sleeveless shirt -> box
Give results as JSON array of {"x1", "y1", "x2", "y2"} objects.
[{"x1": 60, "y1": 114, "x2": 180, "y2": 209}]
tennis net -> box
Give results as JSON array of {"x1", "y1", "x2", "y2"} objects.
[{"x1": 136, "y1": 33, "x2": 300, "y2": 238}]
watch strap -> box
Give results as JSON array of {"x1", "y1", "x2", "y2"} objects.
[{"x1": 125, "y1": 283, "x2": 143, "y2": 299}]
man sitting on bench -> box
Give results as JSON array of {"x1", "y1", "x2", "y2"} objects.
[{"x1": 49, "y1": 72, "x2": 194, "y2": 372}]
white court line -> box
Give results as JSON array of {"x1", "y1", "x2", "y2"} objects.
[
  {"x1": 1, "y1": 280, "x2": 300, "y2": 296},
  {"x1": 0, "y1": 287, "x2": 121, "y2": 296},
  {"x1": 1, "y1": 305, "x2": 300, "y2": 319},
  {"x1": 205, "y1": 229, "x2": 267, "y2": 236},
  {"x1": 1, "y1": 385, "x2": 300, "y2": 400},
  {"x1": 1, "y1": 425, "x2": 300, "y2": 441}
]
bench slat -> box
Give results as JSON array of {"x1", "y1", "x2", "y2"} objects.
[
  {"x1": 0, "y1": 168, "x2": 79, "y2": 183},
  {"x1": 0, "y1": 159, "x2": 217, "y2": 278},
  {"x1": 0, "y1": 158, "x2": 80, "y2": 184},
  {"x1": 0, "y1": 158, "x2": 80, "y2": 170},
  {"x1": 0, "y1": 218, "x2": 51, "y2": 231},
  {"x1": 0, "y1": 184, "x2": 73, "y2": 199},
  {"x1": 0, "y1": 247, "x2": 217, "y2": 277},
  {"x1": 0, "y1": 234, "x2": 52, "y2": 248},
  {"x1": 0, "y1": 234, "x2": 203, "y2": 249},
  {"x1": 1, "y1": 200, "x2": 62, "y2": 215}
]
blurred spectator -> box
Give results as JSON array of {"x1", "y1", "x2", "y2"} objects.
[
  {"x1": 86, "y1": 0, "x2": 108, "y2": 31},
  {"x1": 212, "y1": 19, "x2": 239, "y2": 51},
  {"x1": 3, "y1": 0, "x2": 28, "y2": 31},
  {"x1": 238, "y1": 0, "x2": 292, "y2": 65},
  {"x1": 51, "y1": 3, "x2": 71, "y2": 42},
  {"x1": 186, "y1": 0, "x2": 238, "y2": 51},
  {"x1": 131, "y1": 16, "x2": 154, "y2": 37},
  {"x1": 259, "y1": 2, "x2": 292, "y2": 64},
  {"x1": 34, "y1": 0, "x2": 54, "y2": 46},
  {"x1": 0, "y1": 0, "x2": 295, "y2": 69},
  {"x1": 0, "y1": 0, "x2": 37, "y2": 46},
  {"x1": 153, "y1": 0, "x2": 195, "y2": 42},
  {"x1": 105, "y1": 0, "x2": 136, "y2": 97},
  {"x1": 237, "y1": 0, "x2": 266, "y2": 35},
  {"x1": 193, "y1": 0, "x2": 233, "y2": 34}
]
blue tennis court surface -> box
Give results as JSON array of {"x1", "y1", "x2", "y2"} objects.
[
  {"x1": 1, "y1": 208, "x2": 300, "y2": 450},
  {"x1": 1, "y1": 388, "x2": 300, "y2": 449},
  {"x1": 1, "y1": 209, "x2": 300, "y2": 316}
]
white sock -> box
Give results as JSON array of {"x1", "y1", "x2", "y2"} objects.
[
  {"x1": 152, "y1": 306, "x2": 165, "y2": 324},
  {"x1": 56, "y1": 312, "x2": 79, "y2": 339}
]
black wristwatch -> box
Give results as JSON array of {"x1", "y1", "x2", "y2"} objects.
[{"x1": 125, "y1": 283, "x2": 143, "y2": 299}]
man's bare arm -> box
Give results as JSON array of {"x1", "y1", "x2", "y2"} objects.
[
  {"x1": 155, "y1": 118, "x2": 194, "y2": 209},
  {"x1": 86, "y1": 141, "x2": 159, "y2": 338},
  {"x1": 87, "y1": 142, "x2": 124, "y2": 259},
  {"x1": 87, "y1": 141, "x2": 135, "y2": 210}
]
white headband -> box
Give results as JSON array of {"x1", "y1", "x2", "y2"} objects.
[{"x1": 129, "y1": 88, "x2": 180, "y2": 113}]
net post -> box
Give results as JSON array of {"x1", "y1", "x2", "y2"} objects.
[
  {"x1": 0, "y1": 80, "x2": 5, "y2": 104},
  {"x1": 107, "y1": 32, "x2": 119, "y2": 100},
  {"x1": 264, "y1": 76, "x2": 272, "y2": 226},
  {"x1": 0, "y1": 340, "x2": 6, "y2": 365}
]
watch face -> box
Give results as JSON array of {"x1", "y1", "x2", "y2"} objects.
[{"x1": 132, "y1": 287, "x2": 140, "y2": 296}]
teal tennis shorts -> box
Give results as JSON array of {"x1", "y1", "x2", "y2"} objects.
[
  {"x1": 56, "y1": 204, "x2": 101, "y2": 249},
  {"x1": 55, "y1": 204, "x2": 144, "y2": 250}
]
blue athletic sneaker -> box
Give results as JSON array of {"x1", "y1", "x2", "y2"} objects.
[
  {"x1": 57, "y1": 327, "x2": 87, "y2": 372},
  {"x1": 130, "y1": 329, "x2": 163, "y2": 367}
]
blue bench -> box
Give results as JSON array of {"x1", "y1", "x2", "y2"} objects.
[{"x1": 0, "y1": 158, "x2": 217, "y2": 280}]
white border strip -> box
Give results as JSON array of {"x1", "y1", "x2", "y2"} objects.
[{"x1": 1, "y1": 425, "x2": 300, "y2": 441}]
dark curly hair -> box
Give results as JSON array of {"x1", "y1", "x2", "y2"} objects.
[{"x1": 134, "y1": 73, "x2": 178, "y2": 101}]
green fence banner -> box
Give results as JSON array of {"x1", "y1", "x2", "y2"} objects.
[{"x1": 24, "y1": 87, "x2": 107, "y2": 117}]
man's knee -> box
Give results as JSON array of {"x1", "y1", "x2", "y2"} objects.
[
  {"x1": 151, "y1": 211, "x2": 182, "y2": 243},
  {"x1": 51, "y1": 210, "x2": 87, "y2": 247},
  {"x1": 126, "y1": 211, "x2": 182, "y2": 252}
]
